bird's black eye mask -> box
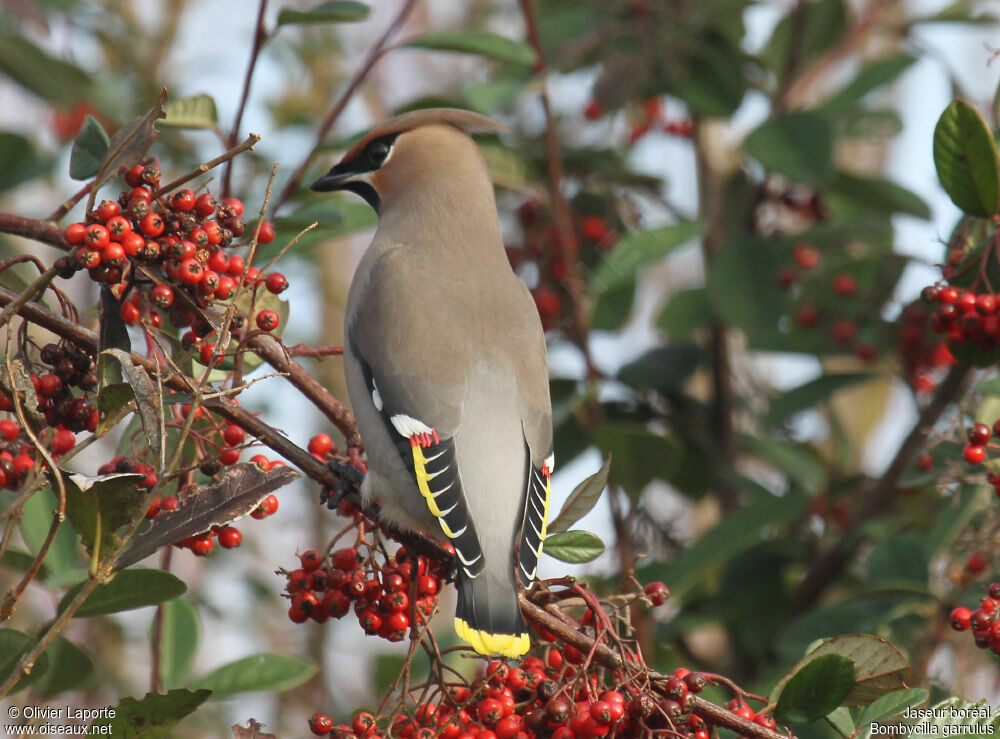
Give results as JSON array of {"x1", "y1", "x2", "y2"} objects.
[{"x1": 309, "y1": 133, "x2": 400, "y2": 213}]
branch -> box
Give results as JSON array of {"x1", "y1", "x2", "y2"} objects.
[
  {"x1": 789, "y1": 363, "x2": 971, "y2": 613},
  {"x1": 272, "y1": 0, "x2": 419, "y2": 213},
  {"x1": 0, "y1": 213, "x2": 67, "y2": 251}
]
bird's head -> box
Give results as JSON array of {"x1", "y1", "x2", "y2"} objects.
[{"x1": 309, "y1": 108, "x2": 509, "y2": 213}]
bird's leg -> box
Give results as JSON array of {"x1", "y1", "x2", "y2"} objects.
[{"x1": 320, "y1": 458, "x2": 367, "y2": 510}]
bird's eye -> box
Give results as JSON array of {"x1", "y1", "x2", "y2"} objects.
[{"x1": 368, "y1": 141, "x2": 391, "y2": 166}]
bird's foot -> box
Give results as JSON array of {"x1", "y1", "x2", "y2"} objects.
[{"x1": 320, "y1": 459, "x2": 366, "y2": 510}]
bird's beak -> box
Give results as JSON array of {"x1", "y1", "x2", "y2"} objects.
[{"x1": 310, "y1": 165, "x2": 354, "y2": 192}]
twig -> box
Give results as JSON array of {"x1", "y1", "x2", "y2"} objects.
[
  {"x1": 149, "y1": 133, "x2": 261, "y2": 200},
  {"x1": 790, "y1": 363, "x2": 972, "y2": 613},
  {"x1": 273, "y1": 0, "x2": 419, "y2": 213},
  {"x1": 0, "y1": 213, "x2": 67, "y2": 251},
  {"x1": 48, "y1": 181, "x2": 95, "y2": 222},
  {"x1": 223, "y1": 0, "x2": 270, "y2": 199},
  {"x1": 286, "y1": 343, "x2": 344, "y2": 358},
  {"x1": 0, "y1": 264, "x2": 58, "y2": 332}
]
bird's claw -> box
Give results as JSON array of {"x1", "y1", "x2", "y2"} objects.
[{"x1": 320, "y1": 459, "x2": 366, "y2": 510}]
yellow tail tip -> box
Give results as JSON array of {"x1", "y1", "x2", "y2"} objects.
[{"x1": 454, "y1": 618, "x2": 530, "y2": 658}]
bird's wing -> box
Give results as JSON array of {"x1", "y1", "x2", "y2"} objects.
[{"x1": 347, "y1": 248, "x2": 487, "y2": 578}]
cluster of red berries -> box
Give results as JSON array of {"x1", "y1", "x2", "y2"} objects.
[
  {"x1": 921, "y1": 284, "x2": 1000, "y2": 357},
  {"x1": 58, "y1": 165, "x2": 288, "y2": 346},
  {"x1": 778, "y1": 242, "x2": 877, "y2": 362},
  {"x1": 508, "y1": 200, "x2": 617, "y2": 331},
  {"x1": 949, "y1": 582, "x2": 1000, "y2": 655},
  {"x1": 282, "y1": 544, "x2": 445, "y2": 642},
  {"x1": 583, "y1": 97, "x2": 695, "y2": 142},
  {"x1": 307, "y1": 657, "x2": 778, "y2": 738},
  {"x1": 898, "y1": 303, "x2": 956, "y2": 394},
  {"x1": 960, "y1": 422, "x2": 998, "y2": 467}
]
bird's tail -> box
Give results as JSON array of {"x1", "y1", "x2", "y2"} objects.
[{"x1": 454, "y1": 568, "x2": 530, "y2": 659}]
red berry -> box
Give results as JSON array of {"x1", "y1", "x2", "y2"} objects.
[
  {"x1": 0, "y1": 419, "x2": 19, "y2": 441},
  {"x1": 150, "y1": 284, "x2": 174, "y2": 308},
  {"x1": 95, "y1": 199, "x2": 120, "y2": 222},
  {"x1": 171, "y1": 189, "x2": 196, "y2": 211},
  {"x1": 256, "y1": 309, "x2": 280, "y2": 331},
  {"x1": 195, "y1": 192, "x2": 216, "y2": 218},
  {"x1": 214, "y1": 275, "x2": 236, "y2": 300},
  {"x1": 265, "y1": 272, "x2": 289, "y2": 294},
  {"x1": 125, "y1": 165, "x2": 145, "y2": 187},
  {"x1": 580, "y1": 215, "x2": 611, "y2": 244},
  {"x1": 103, "y1": 242, "x2": 125, "y2": 264},
  {"x1": 963, "y1": 444, "x2": 986, "y2": 465},
  {"x1": 968, "y1": 552, "x2": 989, "y2": 575},
  {"x1": 221, "y1": 197, "x2": 244, "y2": 216},
  {"x1": 969, "y1": 423, "x2": 992, "y2": 446},
  {"x1": 178, "y1": 258, "x2": 203, "y2": 285},
  {"x1": 120, "y1": 301, "x2": 140, "y2": 324},
  {"x1": 257, "y1": 221, "x2": 276, "y2": 244},
  {"x1": 222, "y1": 425, "x2": 245, "y2": 446},
  {"x1": 583, "y1": 100, "x2": 604, "y2": 120},
  {"x1": 64, "y1": 222, "x2": 87, "y2": 246},
  {"x1": 792, "y1": 242, "x2": 820, "y2": 269},
  {"x1": 105, "y1": 215, "x2": 132, "y2": 241},
  {"x1": 309, "y1": 713, "x2": 334, "y2": 736},
  {"x1": 832, "y1": 273, "x2": 857, "y2": 296},
  {"x1": 85, "y1": 223, "x2": 110, "y2": 250},
  {"x1": 140, "y1": 213, "x2": 165, "y2": 238},
  {"x1": 308, "y1": 433, "x2": 333, "y2": 456},
  {"x1": 644, "y1": 581, "x2": 669, "y2": 606},
  {"x1": 532, "y1": 287, "x2": 562, "y2": 322},
  {"x1": 217, "y1": 526, "x2": 242, "y2": 548},
  {"x1": 129, "y1": 186, "x2": 152, "y2": 203},
  {"x1": 478, "y1": 699, "x2": 503, "y2": 725},
  {"x1": 52, "y1": 428, "x2": 75, "y2": 455},
  {"x1": 832, "y1": 319, "x2": 856, "y2": 344},
  {"x1": 299, "y1": 550, "x2": 322, "y2": 571},
  {"x1": 385, "y1": 610, "x2": 409, "y2": 632}
]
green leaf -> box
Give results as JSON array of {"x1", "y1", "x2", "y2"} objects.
[
  {"x1": 590, "y1": 424, "x2": 678, "y2": 495},
  {"x1": 616, "y1": 345, "x2": 702, "y2": 393},
  {"x1": 707, "y1": 236, "x2": 787, "y2": 345},
  {"x1": 69, "y1": 115, "x2": 109, "y2": 180},
  {"x1": 590, "y1": 280, "x2": 635, "y2": 331},
  {"x1": 192, "y1": 653, "x2": 318, "y2": 698},
  {"x1": 548, "y1": 456, "x2": 611, "y2": 535},
  {"x1": 155, "y1": 598, "x2": 200, "y2": 689},
  {"x1": 745, "y1": 111, "x2": 833, "y2": 187},
  {"x1": 63, "y1": 471, "x2": 146, "y2": 558},
  {"x1": 89, "y1": 689, "x2": 211, "y2": 738},
  {"x1": 160, "y1": 94, "x2": 219, "y2": 129},
  {"x1": 856, "y1": 688, "x2": 928, "y2": 727},
  {"x1": 912, "y1": 0, "x2": 993, "y2": 24},
  {"x1": 277, "y1": 1, "x2": 370, "y2": 25},
  {"x1": 823, "y1": 54, "x2": 917, "y2": 110},
  {"x1": 767, "y1": 373, "x2": 876, "y2": 427},
  {"x1": 97, "y1": 285, "x2": 131, "y2": 391},
  {"x1": 933, "y1": 99, "x2": 1000, "y2": 216},
  {"x1": 775, "y1": 654, "x2": 855, "y2": 724},
  {"x1": 826, "y1": 707, "x2": 855, "y2": 737},
  {"x1": 19, "y1": 487, "x2": 78, "y2": 577},
  {"x1": 93, "y1": 89, "x2": 167, "y2": 194},
  {"x1": 543, "y1": 530, "x2": 605, "y2": 563},
  {"x1": 826, "y1": 172, "x2": 931, "y2": 220},
  {"x1": 760, "y1": 0, "x2": 847, "y2": 74},
  {"x1": 0, "y1": 629, "x2": 50, "y2": 693},
  {"x1": 99, "y1": 348, "x2": 164, "y2": 466},
  {"x1": 976, "y1": 377, "x2": 1000, "y2": 395},
  {"x1": 867, "y1": 533, "x2": 928, "y2": 586},
  {"x1": 0, "y1": 131, "x2": 51, "y2": 192},
  {"x1": 0, "y1": 35, "x2": 92, "y2": 105},
  {"x1": 61, "y1": 569, "x2": 187, "y2": 617},
  {"x1": 590, "y1": 221, "x2": 704, "y2": 295},
  {"x1": 404, "y1": 31, "x2": 535, "y2": 66},
  {"x1": 33, "y1": 636, "x2": 93, "y2": 698},
  {"x1": 638, "y1": 488, "x2": 809, "y2": 602},
  {"x1": 671, "y1": 32, "x2": 745, "y2": 117},
  {"x1": 656, "y1": 287, "x2": 712, "y2": 339},
  {"x1": 743, "y1": 435, "x2": 826, "y2": 492}
]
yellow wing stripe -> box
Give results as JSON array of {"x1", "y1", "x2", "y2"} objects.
[
  {"x1": 535, "y1": 472, "x2": 551, "y2": 557},
  {"x1": 455, "y1": 618, "x2": 530, "y2": 658},
  {"x1": 412, "y1": 443, "x2": 457, "y2": 537}
]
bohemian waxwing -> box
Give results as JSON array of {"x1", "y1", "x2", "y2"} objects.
[{"x1": 311, "y1": 108, "x2": 554, "y2": 658}]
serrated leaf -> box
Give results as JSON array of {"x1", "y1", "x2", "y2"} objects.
[
  {"x1": 63, "y1": 471, "x2": 146, "y2": 558},
  {"x1": 192, "y1": 653, "x2": 317, "y2": 698},
  {"x1": 60, "y1": 569, "x2": 187, "y2": 617},
  {"x1": 548, "y1": 456, "x2": 611, "y2": 535},
  {"x1": 405, "y1": 31, "x2": 535, "y2": 66},
  {"x1": 933, "y1": 99, "x2": 1000, "y2": 216},
  {"x1": 155, "y1": 598, "x2": 200, "y2": 689},
  {"x1": 542, "y1": 530, "x2": 605, "y2": 563},
  {"x1": 590, "y1": 221, "x2": 704, "y2": 295},
  {"x1": 856, "y1": 688, "x2": 928, "y2": 727},
  {"x1": 160, "y1": 94, "x2": 218, "y2": 129},
  {"x1": 93, "y1": 89, "x2": 167, "y2": 194},
  {"x1": 69, "y1": 115, "x2": 109, "y2": 179},
  {"x1": 90, "y1": 689, "x2": 211, "y2": 737},
  {"x1": 0, "y1": 629, "x2": 50, "y2": 693},
  {"x1": 775, "y1": 654, "x2": 855, "y2": 724},
  {"x1": 277, "y1": 1, "x2": 370, "y2": 25},
  {"x1": 118, "y1": 463, "x2": 300, "y2": 568},
  {"x1": 745, "y1": 111, "x2": 833, "y2": 187},
  {"x1": 33, "y1": 636, "x2": 93, "y2": 698}
]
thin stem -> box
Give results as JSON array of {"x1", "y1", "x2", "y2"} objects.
[
  {"x1": 272, "y1": 0, "x2": 419, "y2": 213},
  {"x1": 223, "y1": 0, "x2": 270, "y2": 199},
  {"x1": 48, "y1": 181, "x2": 95, "y2": 222},
  {"x1": 150, "y1": 134, "x2": 261, "y2": 200}
]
